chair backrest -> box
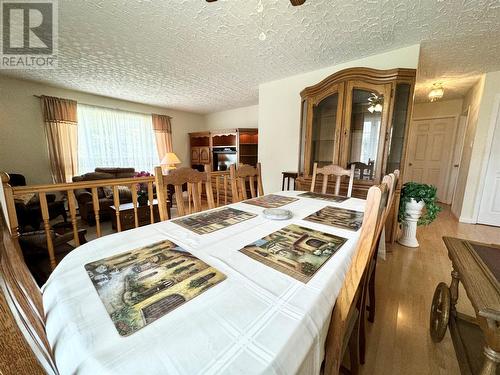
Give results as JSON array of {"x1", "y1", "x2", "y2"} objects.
[
  {"x1": 310, "y1": 163, "x2": 355, "y2": 197},
  {"x1": 0, "y1": 205, "x2": 57, "y2": 374},
  {"x1": 229, "y1": 163, "x2": 264, "y2": 203},
  {"x1": 204, "y1": 165, "x2": 230, "y2": 207},
  {"x1": 393, "y1": 169, "x2": 400, "y2": 189},
  {"x1": 379, "y1": 174, "x2": 393, "y2": 226},
  {"x1": 348, "y1": 161, "x2": 374, "y2": 180},
  {"x1": 323, "y1": 183, "x2": 385, "y2": 375},
  {"x1": 155, "y1": 166, "x2": 214, "y2": 219}
]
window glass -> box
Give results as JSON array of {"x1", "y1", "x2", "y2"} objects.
[{"x1": 77, "y1": 104, "x2": 158, "y2": 174}]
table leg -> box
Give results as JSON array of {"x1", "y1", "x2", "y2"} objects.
[
  {"x1": 480, "y1": 346, "x2": 500, "y2": 375},
  {"x1": 450, "y1": 267, "x2": 460, "y2": 311}
]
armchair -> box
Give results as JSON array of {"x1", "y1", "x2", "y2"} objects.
[{"x1": 10, "y1": 173, "x2": 67, "y2": 231}]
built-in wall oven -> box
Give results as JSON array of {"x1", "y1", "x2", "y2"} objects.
[{"x1": 212, "y1": 147, "x2": 237, "y2": 171}]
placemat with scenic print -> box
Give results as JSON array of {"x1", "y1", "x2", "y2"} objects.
[
  {"x1": 298, "y1": 192, "x2": 349, "y2": 203},
  {"x1": 303, "y1": 206, "x2": 364, "y2": 231},
  {"x1": 172, "y1": 207, "x2": 257, "y2": 235},
  {"x1": 240, "y1": 224, "x2": 347, "y2": 283},
  {"x1": 85, "y1": 240, "x2": 226, "y2": 336},
  {"x1": 243, "y1": 194, "x2": 299, "y2": 208}
]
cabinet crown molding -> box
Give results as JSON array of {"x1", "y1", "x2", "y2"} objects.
[{"x1": 300, "y1": 67, "x2": 416, "y2": 100}]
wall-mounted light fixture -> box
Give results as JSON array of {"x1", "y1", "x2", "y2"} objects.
[{"x1": 428, "y1": 83, "x2": 444, "y2": 102}]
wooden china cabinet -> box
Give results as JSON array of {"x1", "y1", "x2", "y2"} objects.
[
  {"x1": 297, "y1": 67, "x2": 416, "y2": 241},
  {"x1": 189, "y1": 128, "x2": 258, "y2": 171}
]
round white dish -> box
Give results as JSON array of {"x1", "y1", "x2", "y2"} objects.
[{"x1": 263, "y1": 208, "x2": 293, "y2": 220}]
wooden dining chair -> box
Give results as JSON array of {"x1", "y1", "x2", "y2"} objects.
[
  {"x1": 348, "y1": 161, "x2": 375, "y2": 181},
  {"x1": 229, "y1": 163, "x2": 264, "y2": 203},
  {"x1": 310, "y1": 163, "x2": 355, "y2": 197},
  {"x1": 365, "y1": 171, "x2": 398, "y2": 323},
  {"x1": 0, "y1": 207, "x2": 58, "y2": 374},
  {"x1": 204, "y1": 165, "x2": 230, "y2": 207},
  {"x1": 357, "y1": 174, "x2": 394, "y2": 365},
  {"x1": 323, "y1": 183, "x2": 385, "y2": 375},
  {"x1": 155, "y1": 166, "x2": 215, "y2": 219}
]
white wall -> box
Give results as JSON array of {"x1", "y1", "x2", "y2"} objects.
[
  {"x1": 0, "y1": 75, "x2": 206, "y2": 184},
  {"x1": 412, "y1": 99, "x2": 463, "y2": 119},
  {"x1": 258, "y1": 44, "x2": 421, "y2": 192},
  {"x1": 204, "y1": 105, "x2": 258, "y2": 130},
  {"x1": 452, "y1": 77, "x2": 485, "y2": 221},
  {"x1": 459, "y1": 71, "x2": 500, "y2": 222}
]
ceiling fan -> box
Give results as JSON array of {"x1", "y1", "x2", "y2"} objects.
[{"x1": 206, "y1": 0, "x2": 306, "y2": 6}]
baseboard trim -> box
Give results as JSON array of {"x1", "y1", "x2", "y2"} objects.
[{"x1": 458, "y1": 216, "x2": 476, "y2": 224}]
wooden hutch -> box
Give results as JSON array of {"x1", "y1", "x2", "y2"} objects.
[
  {"x1": 189, "y1": 128, "x2": 258, "y2": 172},
  {"x1": 297, "y1": 67, "x2": 416, "y2": 241}
]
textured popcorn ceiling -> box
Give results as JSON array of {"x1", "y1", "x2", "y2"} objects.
[{"x1": 2, "y1": 0, "x2": 500, "y2": 112}]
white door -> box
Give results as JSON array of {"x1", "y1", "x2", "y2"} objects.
[
  {"x1": 405, "y1": 117, "x2": 456, "y2": 203},
  {"x1": 478, "y1": 99, "x2": 500, "y2": 226}
]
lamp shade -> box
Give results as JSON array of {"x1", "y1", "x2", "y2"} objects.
[{"x1": 160, "y1": 152, "x2": 181, "y2": 166}]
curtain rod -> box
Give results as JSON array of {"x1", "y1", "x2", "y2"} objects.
[{"x1": 33, "y1": 95, "x2": 172, "y2": 118}]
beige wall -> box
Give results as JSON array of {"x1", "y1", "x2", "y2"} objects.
[
  {"x1": 0, "y1": 75, "x2": 206, "y2": 184},
  {"x1": 458, "y1": 71, "x2": 500, "y2": 222},
  {"x1": 204, "y1": 105, "x2": 258, "y2": 130},
  {"x1": 452, "y1": 77, "x2": 485, "y2": 221},
  {"x1": 258, "y1": 44, "x2": 421, "y2": 192},
  {"x1": 412, "y1": 99, "x2": 463, "y2": 119}
]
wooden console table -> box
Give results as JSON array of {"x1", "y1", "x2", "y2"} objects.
[{"x1": 430, "y1": 237, "x2": 500, "y2": 375}]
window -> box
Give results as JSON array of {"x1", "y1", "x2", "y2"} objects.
[{"x1": 77, "y1": 104, "x2": 159, "y2": 174}]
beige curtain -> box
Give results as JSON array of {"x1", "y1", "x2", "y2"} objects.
[
  {"x1": 152, "y1": 114, "x2": 173, "y2": 161},
  {"x1": 40, "y1": 95, "x2": 78, "y2": 183}
]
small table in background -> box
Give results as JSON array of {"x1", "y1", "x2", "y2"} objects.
[
  {"x1": 281, "y1": 171, "x2": 298, "y2": 191},
  {"x1": 109, "y1": 200, "x2": 162, "y2": 231}
]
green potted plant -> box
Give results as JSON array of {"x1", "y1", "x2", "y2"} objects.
[{"x1": 397, "y1": 182, "x2": 442, "y2": 247}]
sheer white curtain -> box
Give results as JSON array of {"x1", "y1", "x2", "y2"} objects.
[{"x1": 77, "y1": 104, "x2": 159, "y2": 174}]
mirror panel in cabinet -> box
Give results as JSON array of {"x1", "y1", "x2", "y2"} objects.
[
  {"x1": 387, "y1": 83, "x2": 411, "y2": 174},
  {"x1": 346, "y1": 89, "x2": 383, "y2": 181},
  {"x1": 310, "y1": 93, "x2": 339, "y2": 171}
]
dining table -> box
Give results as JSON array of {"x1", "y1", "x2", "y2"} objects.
[{"x1": 42, "y1": 190, "x2": 367, "y2": 375}]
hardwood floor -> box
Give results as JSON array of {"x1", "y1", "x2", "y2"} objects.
[{"x1": 361, "y1": 205, "x2": 500, "y2": 375}]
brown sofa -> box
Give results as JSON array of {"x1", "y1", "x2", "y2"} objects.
[{"x1": 72, "y1": 167, "x2": 135, "y2": 224}]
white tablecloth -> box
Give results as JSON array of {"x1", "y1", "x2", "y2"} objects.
[{"x1": 42, "y1": 191, "x2": 366, "y2": 375}]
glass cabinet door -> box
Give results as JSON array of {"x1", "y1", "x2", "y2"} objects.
[
  {"x1": 302, "y1": 83, "x2": 344, "y2": 175},
  {"x1": 341, "y1": 82, "x2": 391, "y2": 182},
  {"x1": 386, "y1": 83, "x2": 411, "y2": 174},
  {"x1": 312, "y1": 94, "x2": 339, "y2": 167}
]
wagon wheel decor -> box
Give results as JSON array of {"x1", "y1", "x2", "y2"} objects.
[{"x1": 430, "y1": 282, "x2": 451, "y2": 342}]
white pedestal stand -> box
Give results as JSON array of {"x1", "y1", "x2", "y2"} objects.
[{"x1": 398, "y1": 198, "x2": 425, "y2": 248}]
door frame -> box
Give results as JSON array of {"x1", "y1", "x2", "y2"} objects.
[
  {"x1": 451, "y1": 109, "x2": 470, "y2": 218},
  {"x1": 406, "y1": 115, "x2": 459, "y2": 203},
  {"x1": 475, "y1": 93, "x2": 500, "y2": 224}
]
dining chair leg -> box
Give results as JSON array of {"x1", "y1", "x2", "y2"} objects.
[
  {"x1": 358, "y1": 290, "x2": 367, "y2": 365},
  {"x1": 348, "y1": 316, "x2": 360, "y2": 375},
  {"x1": 367, "y1": 260, "x2": 377, "y2": 323}
]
